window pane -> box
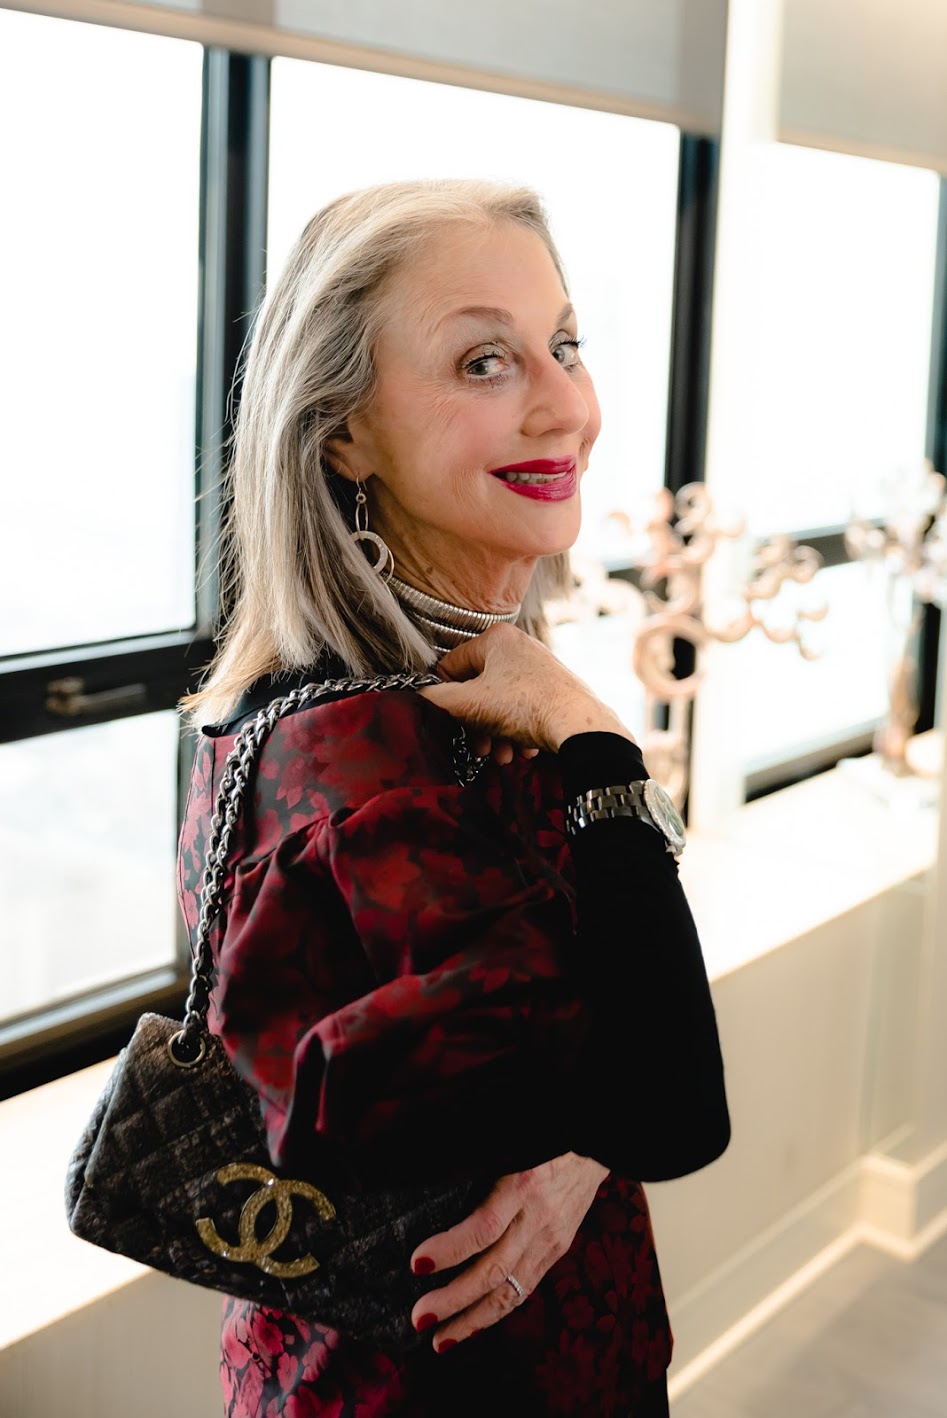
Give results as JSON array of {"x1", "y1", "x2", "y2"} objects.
[
  {"x1": 727, "y1": 561, "x2": 890, "y2": 774},
  {"x1": 0, "y1": 13, "x2": 202, "y2": 657},
  {"x1": 0, "y1": 713, "x2": 180, "y2": 1024},
  {"x1": 698, "y1": 142, "x2": 940, "y2": 803},
  {"x1": 724, "y1": 144, "x2": 940, "y2": 537},
  {"x1": 268, "y1": 60, "x2": 680, "y2": 554}
]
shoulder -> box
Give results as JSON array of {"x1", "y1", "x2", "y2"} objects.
[
  {"x1": 216, "y1": 688, "x2": 465, "y2": 830},
  {"x1": 285, "y1": 687, "x2": 459, "y2": 789}
]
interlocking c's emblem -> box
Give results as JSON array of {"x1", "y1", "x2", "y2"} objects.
[{"x1": 195, "y1": 1162, "x2": 336, "y2": 1279}]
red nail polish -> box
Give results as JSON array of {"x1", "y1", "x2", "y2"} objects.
[
  {"x1": 414, "y1": 1312, "x2": 438, "y2": 1332},
  {"x1": 412, "y1": 1256, "x2": 436, "y2": 1275},
  {"x1": 436, "y1": 1338, "x2": 458, "y2": 1353}
]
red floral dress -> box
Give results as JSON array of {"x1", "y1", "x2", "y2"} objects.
[{"x1": 177, "y1": 684, "x2": 677, "y2": 1416}]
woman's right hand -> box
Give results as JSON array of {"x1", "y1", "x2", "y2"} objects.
[{"x1": 416, "y1": 623, "x2": 637, "y2": 759}]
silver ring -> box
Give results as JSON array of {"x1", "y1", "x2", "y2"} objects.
[{"x1": 505, "y1": 1273, "x2": 526, "y2": 1301}]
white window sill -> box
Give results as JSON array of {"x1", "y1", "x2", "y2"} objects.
[
  {"x1": 680, "y1": 733, "x2": 941, "y2": 981},
  {"x1": 4, "y1": 733, "x2": 941, "y2": 1351}
]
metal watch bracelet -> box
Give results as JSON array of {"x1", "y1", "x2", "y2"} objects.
[{"x1": 565, "y1": 781, "x2": 685, "y2": 857}]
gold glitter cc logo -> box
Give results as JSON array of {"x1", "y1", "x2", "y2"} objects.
[{"x1": 195, "y1": 1162, "x2": 336, "y2": 1278}]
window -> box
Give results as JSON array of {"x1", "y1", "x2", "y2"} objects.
[
  {"x1": 0, "y1": 715, "x2": 180, "y2": 1025},
  {"x1": 268, "y1": 57, "x2": 681, "y2": 728},
  {"x1": 732, "y1": 144, "x2": 938, "y2": 536},
  {"x1": 706, "y1": 142, "x2": 942, "y2": 795},
  {"x1": 0, "y1": 10, "x2": 204, "y2": 1091},
  {"x1": 1, "y1": 28, "x2": 688, "y2": 1092},
  {"x1": 0, "y1": 11, "x2": 202, "y2": 657},
  {"x1": 19, "y1": 12, "x2": 919, "y2": 1086}
]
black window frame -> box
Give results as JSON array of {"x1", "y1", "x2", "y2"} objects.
[{"x1": 0, "y1": 45, "x2": 269, "y2": 1100}]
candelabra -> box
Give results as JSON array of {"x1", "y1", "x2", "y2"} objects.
[
  {"x1": 845, "y1": 459, "x2": 947, "y2": 774},
  {"x1": 601, "y1": 484, "x2": 827, "y2": 806}
]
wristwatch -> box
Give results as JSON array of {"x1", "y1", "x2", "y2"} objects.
[{"x1": 565, "y1": 779, "x2": 686, "y2": 857}]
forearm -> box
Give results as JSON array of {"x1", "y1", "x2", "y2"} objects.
[{"x1": 556, "y1": 731, "x2": 731, "y2": 1181}]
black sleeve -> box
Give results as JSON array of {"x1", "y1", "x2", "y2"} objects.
[{"x1": 557, "y1": 731, "x2": 731, "y2": 1182}]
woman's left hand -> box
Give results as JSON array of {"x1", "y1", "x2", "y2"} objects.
[{"x1": 408, "y1": 1152, "x2": 609, "y2": 1350}]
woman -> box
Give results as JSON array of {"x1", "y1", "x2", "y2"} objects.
[{"x1": 178, "y1": 178, "x2": 730, "y2": 1417}]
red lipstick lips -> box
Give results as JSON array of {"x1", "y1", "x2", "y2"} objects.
[
  {"x1": 488, "y1": 456, "x2": 578, "y2": 502},
  {"x1": 489, "y1": 458, "x2": 576, "y2": 475}
]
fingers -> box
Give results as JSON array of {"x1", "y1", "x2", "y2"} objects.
[
  {"x1": 410, "y1": 1192, "x2": 515, "y2": 1277},
  {"x1": 409, "y1": 1251, "x2": 531, "y2": 1350},
  {"x1": 420, "y1": 621, "x2": 525, "y2": 694},
  {"x1": 411, "y1": 1245, "x2": 560, "y2": 1353},
  {"x1": 416, "y1": 622, "x2": 584, "y2": 755},
  {"x1": 468, "y1": 733, "x2": 540, "y2": 764},
  {"x1": 490, "y1": 738, "x2": 538, "y2": 764},
  {"x1": 407, "y1": 1156, "x2": 604, "y2": 1351},
  {"x1": 429, "y1": 637, "x2": 488, "y2": 683},
  {"x1": 466, "y1": 731, "x2": 501, "y2": 760},
  {"x1": 408, "y1": 1176, "x2": 549, "y2": 1349},
  {"x1": 416, "y1": 674, "x2": 484, "y2": 720}
]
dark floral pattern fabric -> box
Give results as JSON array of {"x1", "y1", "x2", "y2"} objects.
[
  {"x1": 177, "y1": 688, "x2": 672, "y2": 1415},
  {"x1": 218, "y1": 1173, "x2": 669, "y2": 1418}
]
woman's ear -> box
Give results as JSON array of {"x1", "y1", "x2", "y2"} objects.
[
  {"x1": 324, "y1": 426, "x2": 357, "y2": 482},
  {"x1": 325, "y1": 419, "x2": 372, "y2": 484}
]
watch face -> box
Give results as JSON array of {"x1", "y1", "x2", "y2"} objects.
[{"x1": 643, "y1": 780, "x2": 686, "y2": 852}]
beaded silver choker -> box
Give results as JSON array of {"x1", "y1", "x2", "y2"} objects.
[{"x1": 387, "y1": 573, "x2": 521, "y2": 656}]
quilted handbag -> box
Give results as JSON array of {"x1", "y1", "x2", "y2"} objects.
[{"x1": 64, "y1": 673, "x2": 490, "y2": 1351}]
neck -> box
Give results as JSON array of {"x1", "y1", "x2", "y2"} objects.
[
  {"x1": 386, "y1": 573, "x2": 522, "y2": 656},
  {"x1": 378, "y1": 537, "x2": 533, "y2": 615}
]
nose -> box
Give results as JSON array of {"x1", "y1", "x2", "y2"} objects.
[{"x1": 520, "y1": 352, "x2": 592, "y2": 440}]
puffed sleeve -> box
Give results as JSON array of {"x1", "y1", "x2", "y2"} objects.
[
  {"x1": 288, "y1": 766, "x2": 591, "y2": 1189},
  {"x1": 207, "y1": 688, "x2": 589, "y2": 1194},
  {"x1": 204, "y1": 690, "x2": 728, "y2": 1193}
]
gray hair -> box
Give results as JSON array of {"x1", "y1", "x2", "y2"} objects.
[{"x1": 181, "y1": 177, "x2": 574, "y2": 727}]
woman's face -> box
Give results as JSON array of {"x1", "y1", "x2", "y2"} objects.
[{"x1": 332, "y1": 219, "x2": 601, "y2": 607}]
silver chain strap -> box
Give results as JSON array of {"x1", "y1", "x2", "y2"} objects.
[{"x1": 168, "y1": 673, "x2": 484, "y2": 1066}]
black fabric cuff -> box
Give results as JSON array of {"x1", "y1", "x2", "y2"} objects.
[{"x1": 556, "y1": 731, "x2": 649, "y2": 803}]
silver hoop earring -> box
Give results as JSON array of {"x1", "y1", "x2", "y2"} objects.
[{"x1": 350, "y1": 478, "x2": 395, "y2": 580}]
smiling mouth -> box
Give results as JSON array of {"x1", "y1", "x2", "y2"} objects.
[{"x1": 489, "y1": 458, "x2": 577, "y2": 484}]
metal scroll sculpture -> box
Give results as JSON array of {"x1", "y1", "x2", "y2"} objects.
[
  {"x1": 550, "y1": 484, "x2": 827, "y2": 808},
  {"x1": 845, "y1": 459, "x2": 947, "y2": 774}
]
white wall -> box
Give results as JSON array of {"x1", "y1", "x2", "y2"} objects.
[
  {"x1": 780, "y1": 0, "x2": 947, "y2": 172},
  {"x1": 0, "y1": 1275, "x2": 222, "y2": 1418},
  {"x1": 649, "y1": 877, "x2": 933, "y2": 1377}
]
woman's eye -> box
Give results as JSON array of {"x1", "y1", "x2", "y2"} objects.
[
  {"x1": 553, "y1": 338, "x2": 584, "y2": 368},
  {"x1": 465, "y1": 350, "x2": 506, "y2": 379},
  {"x1": 464, "y1": 336, "x2": 585, "y2": 380}
]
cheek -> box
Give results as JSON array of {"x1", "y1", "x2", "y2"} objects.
[
  {"x1": 429, "y1": 398, "x2": 510, "y2": 472},
  {"x1": 372, "y1": 386, "x2": 466, "y2": 477},
  {"x1": 378, "y1": 395, "x2": 503, "y2": 503}
]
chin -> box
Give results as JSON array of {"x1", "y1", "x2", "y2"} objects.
[
  {"x1": 492, "y1": 538, "x2": 576, "y2": 566},
  {"x1": 542, "y1": 507, "x2": 582, "y2": 556},
  {"x1": 486, "y1": 493, "x2": 582, "y2": 560}
]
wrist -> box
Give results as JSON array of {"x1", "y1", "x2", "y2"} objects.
[{"x1": 548, "y1": 701, "x2": 637, "y2": 753}]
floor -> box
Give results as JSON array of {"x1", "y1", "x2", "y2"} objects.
[{"x1": 672, "y1": 1233, "x2": 947, "y2": 1417}]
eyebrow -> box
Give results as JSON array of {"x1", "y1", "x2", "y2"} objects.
[{"x1": 437, "y1": 302, "x2": 575, "y2": 329}]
